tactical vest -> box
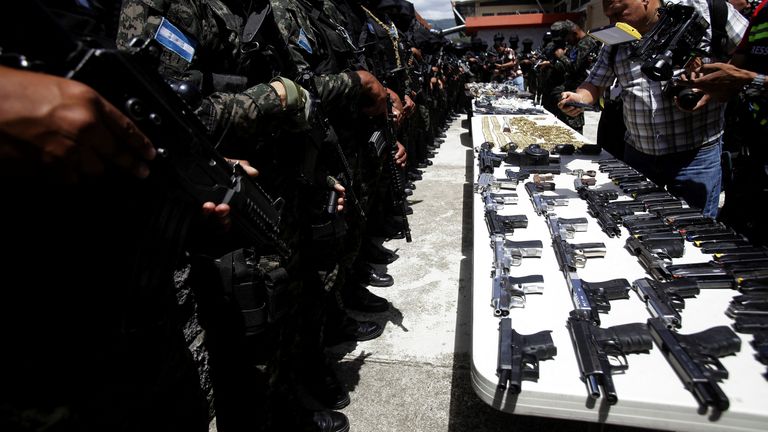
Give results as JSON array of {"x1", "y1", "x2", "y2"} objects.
[
  {"x1": 358, "y1": 10, "x2": 406, "y2": 94},
  {"x1": 133, "y1": 0, "x2": 281, "y2": 99},
  {"x1": 293, "y1": 0, "x2": 359, "y2": 76}
]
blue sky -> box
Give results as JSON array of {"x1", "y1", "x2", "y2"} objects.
[{"x1": 411, "y1": 0, "x2": 454, "y2": 20}]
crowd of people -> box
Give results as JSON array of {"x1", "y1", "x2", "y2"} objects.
[
  {"x1": 455, "y1": 21, "x2": 601, "y2": 134},
  {"x1": 0, "y1": 1, "x2": 470, "y2": 431}
]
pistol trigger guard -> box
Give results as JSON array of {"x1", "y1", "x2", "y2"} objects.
[
  {"x1": 520, "y1": 359, "x2": 540, "y2": 380},
  {"x1": 606, "y1": 351, "x2": 629, "y2": 370},
  {"x1": 700, "y1": 356, "x2": 728, "y2": 380}
]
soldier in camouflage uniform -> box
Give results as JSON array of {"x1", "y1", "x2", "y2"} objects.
[
  {"x1": 117, "y1": 0, "x2": 311, "y2": 138},
  {"x1": 535, "y1": 31, "x2": 555, "y2": 105},
  {"x1": 118, "y1": 1, "x2": 353, "y2": 431},
  {"x1": 539, "y1": 20, "x2": 600, "y2": 133},
  {"x1": 0, "y1": 1, "x2": 221, "y2": 431},
  {"x1": 323, "y1": 0, "x2": 406, "y2": 315},
  {"x1": 560, "y1": 20, "x2": 601, "y2": 133},
  {"x1": 268, "y1": 0, "x2": 398, "y2": 421},
  {"x1": 354, "y1": 0, "x2": 414, "y2": 239}
]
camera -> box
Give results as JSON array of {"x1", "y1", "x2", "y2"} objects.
[
  {"x1": 663, "y1": 79, "x2": 704, "y2": 110},
  {"x1": 634, "y1": 4, "x2": 709, "y2": 81}
]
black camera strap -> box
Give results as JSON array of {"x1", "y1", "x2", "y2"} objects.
[{"x1": 706, "y1": 0, "x2": 729, "y2": 60}]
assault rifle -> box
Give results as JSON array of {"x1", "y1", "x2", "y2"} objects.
[
  {"x1": 0, "y1": 4, "x2": 290, "y2": 257},
  {"x1": 297, "y1": 71, "x2": 366, "y2": 226},
  {"x1": 647, "y1": 317, "x2": 741, "y2": 411},
  {"x1": 567, "y1": 312, "x2": 653, "y2": 404},
  {"x1": 383, "y1": 95, "x2": 412, "y2": 242},
  {"x1": 497, "y1": 318, "x2": 557, "y2": 392}
]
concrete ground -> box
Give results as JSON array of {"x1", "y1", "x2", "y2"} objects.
[{"x1": 329, "y1": 112, "x2": 653, "y2": 432}]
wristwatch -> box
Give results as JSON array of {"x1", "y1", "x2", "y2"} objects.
[{"x1": 747, "y1": 73, "x2": 766, "y2": 94}]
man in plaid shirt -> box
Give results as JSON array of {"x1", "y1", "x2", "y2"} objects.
[{"x1": 559, "y1": 0, "x2": 748, "y2": 217}]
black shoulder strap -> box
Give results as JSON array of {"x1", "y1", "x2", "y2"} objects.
[
  {"x1": 609, "y1": 44, "x2": 619, "y2": 74},
  {"x1": 707, "y1": 0, "x2": 729, "y2": 60}
]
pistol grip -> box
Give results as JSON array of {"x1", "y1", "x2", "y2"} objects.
[{"x1": 610, "y1": 322, "x2": 653, "y2": 354}]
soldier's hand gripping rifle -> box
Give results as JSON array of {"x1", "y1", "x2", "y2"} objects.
[
  {"x1": 383, "y1": 95, "x2": 412, "y2": 242},
  {"x1": 296, "y1": 72, "x2": 366, "y2": 223},
  {"x1": 1, "y1": 2, "x2": 291, "y2": 257}
]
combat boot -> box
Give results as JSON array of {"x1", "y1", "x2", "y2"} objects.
[
  {"x1": 303, "y1": 365, "x2": 350, "y2": 410},
  {"x1": 356, "y1": 266, "x2": 394, "y2": 287},
  {"x1": 312, "y1": 410, "x2": 350, "y2": 432},
  {"x1": 325, "y1": 317, "x2": 384, "y2": 346},
  {"x1": 362, "y1": 242, "x2": 399, "y2": 265},
  {"x1": 343, "y1": 286, "x2": 389, "y2": 313}
]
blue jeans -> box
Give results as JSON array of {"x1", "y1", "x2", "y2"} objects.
[
  {"x1": 623, "y1": 141, "x2": 722, "y2": 218},
  {"x1": 508, "y1": 76, "x2": 524, "y2": 92}
]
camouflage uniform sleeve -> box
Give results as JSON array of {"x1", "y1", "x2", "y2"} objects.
[
  {"x1": 196, "y1": 84, "x2": 286, "y2": 139},
  {"x1": 270, "y1": 0, "x2": 361, "y2": 111},
  {"x1": 573, "y1": 38, "x2": 598, "y2": 76},
  {"x1": 119, "y1": 0, "x2": 287, "y2": 139},
  {"x1": 312, "y1": 71, "x2": 361, "y2": 113},
  {"x1": 550, "y1": 54, "x2": 572, "y2": 84},
  {"x1": 116, "y1": 0, "x2": 167, "y2": 50}
]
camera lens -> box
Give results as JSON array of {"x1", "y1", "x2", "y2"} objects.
[
  {"x1": 677, "y1": 88, "x2": 703, "y2": 111},
  {"x1": 641, "y1": 50, "x2": 674, "y2": 81}
]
